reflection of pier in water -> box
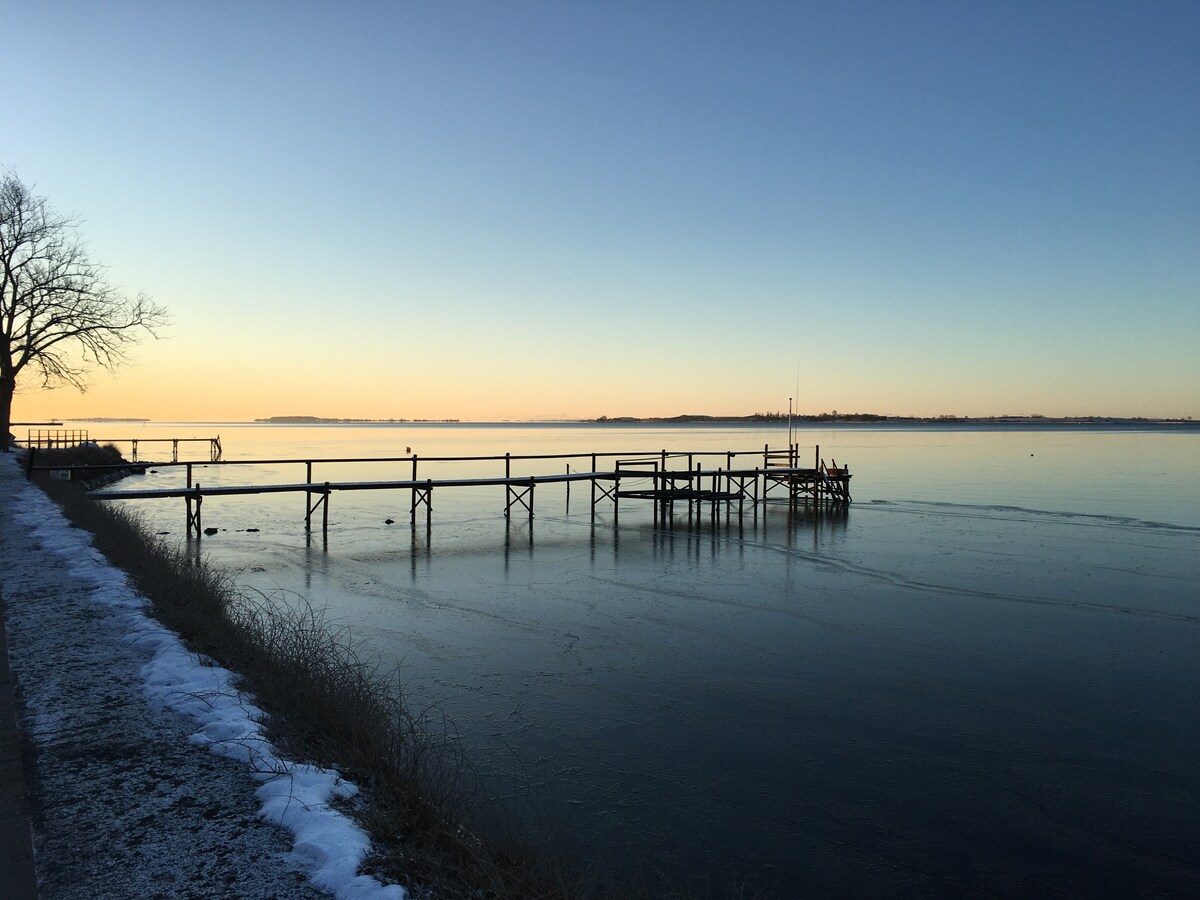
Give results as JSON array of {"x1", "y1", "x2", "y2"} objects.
[
  {"x1": 78, "y1": 443, "x2": 851, "y2": 544},
  {"x1": 475, "y1": 489, "x2": 852, "y2": 574}
]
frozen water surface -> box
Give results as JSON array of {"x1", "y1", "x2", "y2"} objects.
[{"x1": 107, "y1": 422, "x2": 1200, "y2": 895}]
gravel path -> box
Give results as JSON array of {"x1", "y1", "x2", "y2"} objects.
[{"x1": 0, "y1": 456, "x2": 383, "y2": 899}]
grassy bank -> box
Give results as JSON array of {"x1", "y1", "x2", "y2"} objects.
[{"x1": 29, "y1": 452, "x2": 594, "y2": 899}]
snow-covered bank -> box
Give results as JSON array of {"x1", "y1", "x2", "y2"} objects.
[{"x1": 0, "y1": 454, "x2": 405, "y2": 899}]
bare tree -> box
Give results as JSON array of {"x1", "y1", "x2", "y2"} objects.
[{"x1": 1, "y1": 172, "x2": 168, "y2": 449}]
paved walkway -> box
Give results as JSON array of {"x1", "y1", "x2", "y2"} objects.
[{"x1": 0, "y1": 455, "x2": 329, "y2": 899}]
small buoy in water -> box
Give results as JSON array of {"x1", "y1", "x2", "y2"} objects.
[{"x1": 384, "y1": 518, "x2": 395, "y2": 525}]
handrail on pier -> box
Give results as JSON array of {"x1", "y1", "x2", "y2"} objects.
[{"x1": 22, "y1": 431, "x2": 223, "y2": 463}]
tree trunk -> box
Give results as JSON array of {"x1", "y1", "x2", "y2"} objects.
[{"x1": 1, "y1": 375, "x2": 14, "y2": 452}]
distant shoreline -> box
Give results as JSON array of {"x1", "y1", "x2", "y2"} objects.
[
  {"x1": 64, "y1": 417, "x2": 152, "y2": 423},
  {"x1": 586, "y1": 413, "x2": 1196, "y2": 426},
  {"x1": 249, "y1": 413, "x2": 1195, "y2": 427},
  {"x1": 253, "y1": 416, "x2": 460, "y2": 424},
  {"x1": 50, "y1": 414, "x2": 1195, "y2": 428}
]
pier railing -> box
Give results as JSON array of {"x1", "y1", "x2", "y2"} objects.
[
  {"x1": 25, "y1": 429, "x2": 91, "y2": 449},
  {"x1": 22, "y1": 431, "x2": 222, "y2": 462}
]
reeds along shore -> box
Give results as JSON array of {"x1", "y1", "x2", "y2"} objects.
[{"x1": 29, "y1": 451, "x2": 747, "y2": 899}]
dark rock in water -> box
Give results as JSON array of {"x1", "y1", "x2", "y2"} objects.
[
  {"x1": 384, "y1": 518, "x2": 395, "y2": 525},
  {"x1": 245, "y1": 528, "x2": 260, "y2": 533},
  {"x1": 157, "y1": 531, "x2": 171, "y2": 536},
  {"x1": 149, "y1": 469, "x2": 158, "y2": 474},
  {"x1": 203, "y1": 527, "x2": 219, "y2": 536}
]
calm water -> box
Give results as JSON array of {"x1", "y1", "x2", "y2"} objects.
[{"x1": 102, "y1": 422, "x2": 1200, "y2": 896}]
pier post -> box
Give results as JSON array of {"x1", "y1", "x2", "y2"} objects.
[
  {"x1": 713, "y1": 468, "x2": 720, "y2": 522},
  {"x1": 590, "y1": 453, "x2": 597, "y2": 525},
  {"x1": 504, "y1": 453, "x2": 511, "y2": 519},
  {"x1": 305, "y1": 461, "x2": 313, "y2": 532},
  {"x1": 322, "y1": 482, "x2": 330, "y2": 543},
  {"x1": 410, "y1": 455, "x2": 419, "y2": 525},
  {"x1": 816, "y1": 446, "x2": 825, "y2": 508},
  {"x1": 409, "y1": 479, "x2": 433, "y2": 529},
  {"x1": 815, "y1": 444, "x2": 821, "y2": 505},
  {"x1": 185, "y1": 464, "x2": 193, "y2": 534},
  {"x1": 189, "y1": 484, "x2": 202, "y2": 538},
  {"x1": 689, "y1": 463, "x2": 699, "y2": 526}
]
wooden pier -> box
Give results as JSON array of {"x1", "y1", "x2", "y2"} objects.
[
  {"x1": 70, "y1": 443, "x2": 852, "y2": 541},
  {"x1": 24, "y1": 429, "x2": 222, "y2": 463}
]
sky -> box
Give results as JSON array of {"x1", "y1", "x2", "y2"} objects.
[{"x1": 4, "y1": 0, "x2": 1197, "y2": 421}]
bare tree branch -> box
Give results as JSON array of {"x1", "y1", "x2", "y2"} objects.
[{"x1": 1, "y1": 171, "x2": 169, "y2": 447}]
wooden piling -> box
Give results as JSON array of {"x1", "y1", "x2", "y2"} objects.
[
  {"x1": 305, "y1": 461, "x2": 314, "y2": 532},
  {"x1": 322, "y1": 482, "x2": 330, "y2": 542}
]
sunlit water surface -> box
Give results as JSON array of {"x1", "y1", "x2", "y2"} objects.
[{"x1": 102, "y1": 422, "x2": 1200, "y2": 896}]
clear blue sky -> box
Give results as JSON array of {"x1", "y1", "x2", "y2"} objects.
[{"x1": 6, "y1": 0, "x2": 1198, "y2": 420}]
